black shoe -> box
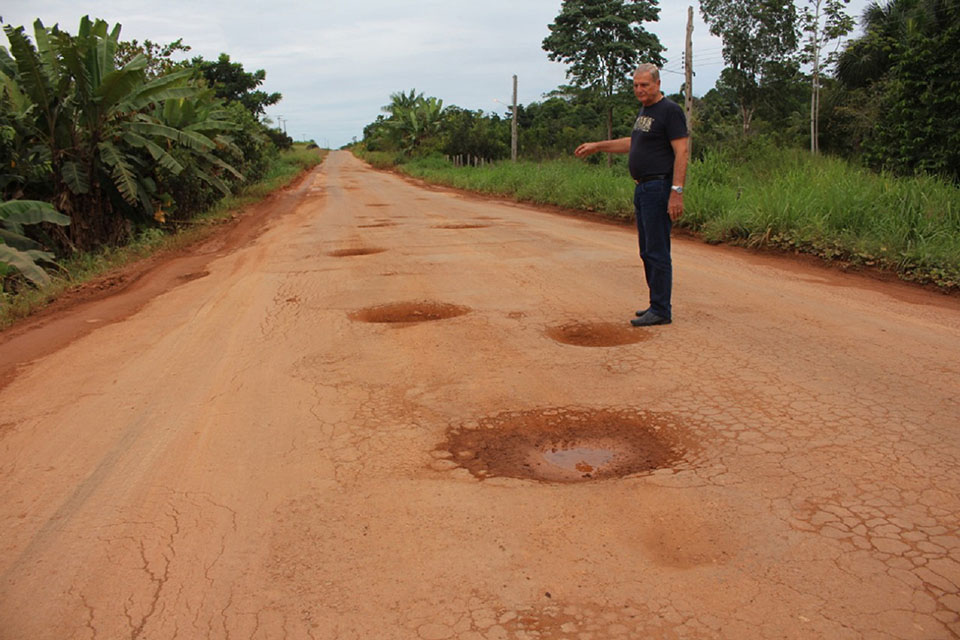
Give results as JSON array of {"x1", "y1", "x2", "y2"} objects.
[
  {"x1": 630, "y1": 311, "x2": 671, "y2": 327},
  {"x1": 635, "y1": 307, "x2": 650, "y2": 317}
]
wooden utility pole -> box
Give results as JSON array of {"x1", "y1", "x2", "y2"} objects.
[
  {"x1": 511, "y1": 75, "x2": 518, "y2": 162},
  {"x1": 684, "y1": 7, "x2": 694, "y2": 136}
]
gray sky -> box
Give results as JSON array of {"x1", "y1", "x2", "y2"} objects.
[{"x1": 4, "y1": 1, "x2": 870, "y2": 148}]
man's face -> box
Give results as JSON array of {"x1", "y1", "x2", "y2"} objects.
[{"x1": 633, "y1": 71, "x2": 660, "y2": 106}]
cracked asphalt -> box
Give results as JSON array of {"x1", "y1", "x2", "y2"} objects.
[{"x1": 1, "y1": 150, "x2": 959, "y2": 639}]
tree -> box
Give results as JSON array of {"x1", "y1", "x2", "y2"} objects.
[
  {"x1": 382, "y1": 89, "x2": 424, "y2": 117},
  {"x1": 836, "y1": 0, "x2": 960, "y2": 179},
  {"x1": 440, "y1": 107, "x2": 509, "y2": 160},
  {"x1": 542, "y1": 0, "x2": 664, "y2": 162},
  {"x1": 835, "y1": 0, "x2": 917, "y2": 88},
  {"x1": 699, "y1": 0, "x2": 800, "y2": 134},
  {"x1": 116, "y1": 38, "x2": 191, "y2": 78},
  {"x1": 363, "y1": 90, "x2": 446, "y2": 155},
  {"x1": 390, "y1": 96, "x2": 445, "y2": 154},
  {"x1": 0, "y1": 17, "x2": 235, "y2": 249},
  {"x1": 192, "y1": 53, "x2": 281, "y2": 117},
  {"x1": 799, "y1": 0, "x2": 855, "y2": 153}
]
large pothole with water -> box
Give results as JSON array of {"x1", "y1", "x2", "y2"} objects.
[
  {"x1": 349, "y1": 301, "x2": 471, "y2": 324},
  {"x1": 438, "y1": 407, "x2": 693, "y2": 483},
  {"x1": 546, "y1": 321, "x2": 651, "y2": 347}
]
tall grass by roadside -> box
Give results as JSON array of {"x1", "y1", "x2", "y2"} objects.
[
  {"x1": 0, "y1": 145, "x2": 326, "y2": 329},
  {"x1": 357, "y1": 146, "x2": 960, "y2": 290}
]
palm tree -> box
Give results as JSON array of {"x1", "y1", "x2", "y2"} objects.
[
  {"x1": 382, "y1": 89, "x2": 424, "y2": 118},
  {"x1": 836, "y1": 0, "x2": 956, "y2": 88}
]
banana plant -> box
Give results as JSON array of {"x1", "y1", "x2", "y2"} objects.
[
  {"x1": 157, "y1": 90, "x2": 244, "y2": 196},
  {"x1": 0, "y1": 17, "x2": 232, "y2": 250},
  {"x1": 0, "y1": 199, "x2": 69, "y2": 286},
  {"x1": 388, "y1": 95, "x2": 445, "y2": 154}
]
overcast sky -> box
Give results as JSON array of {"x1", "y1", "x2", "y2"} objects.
[{"x1": 4, "y1": 1, "x2": 871, "y2": 148}]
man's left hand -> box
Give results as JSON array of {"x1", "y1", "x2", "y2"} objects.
[{"x1": 669, "y1": 192, "x2": 684, "y2": 221}]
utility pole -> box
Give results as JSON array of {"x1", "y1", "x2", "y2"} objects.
[
  {"x1": 684, "y1": 7, "x2": 694, "y2": 138},
  {"x1": 511, "y1": 75, "x2": 518, "y2": 163}
]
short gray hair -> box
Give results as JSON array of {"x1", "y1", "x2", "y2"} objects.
[{"x1": 634, "y1": 63, "x2": 660, "y2": 82}]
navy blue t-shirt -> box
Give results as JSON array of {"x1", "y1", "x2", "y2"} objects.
[{"x1": 628, "y1": 97, "x2": 688, "y2": 181}]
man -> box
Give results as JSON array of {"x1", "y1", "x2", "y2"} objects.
[{"x1": 575, "y1": 63, "x2": 689, "y2": 327}]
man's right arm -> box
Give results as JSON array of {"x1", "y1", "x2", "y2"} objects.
[{"x1": 574, "y1": 137, "x2": 631, "y2": 158}]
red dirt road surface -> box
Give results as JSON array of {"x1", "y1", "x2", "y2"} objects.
[{"x1": 2, "y1": 151, "x2": 959, "y2": 639}]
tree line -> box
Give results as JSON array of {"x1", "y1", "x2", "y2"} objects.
[
  {"x1": 0, "y1": 16, "x2": 294, "y2": 287},
  {"x1": 358, "y1": 0, "x2": 959, "y2": 182}
]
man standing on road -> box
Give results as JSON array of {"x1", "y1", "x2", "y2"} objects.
[{"x1": 575, "y1": 63, "x2": 689, "y2": 327}]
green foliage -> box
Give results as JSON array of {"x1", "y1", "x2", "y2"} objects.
[
  {"x1": 440, "y1": 107, "x2": 509, "y2": 160},
  {"x1": 700, "y1": 0, "x2": 801, "y2": 134},
  {"x1": 799, "y1": 0, "x2": 855, "y2": 153},
  {"x1": 265, "y1": 127, "x2": 294, "y2": 150},
  {"x1": 191, "y1": 53, "x2": 282, "y2": 117},
  {"x1": 513, "y1": 87, "x2": 638, "y2": 159},
  {"x1": 0, "y1": 13, "x2": 284, "y2": 272},
  {"x1": 0, "y1": 17, "x2": 234, "y2": 249},
  {"x1": 116, "y1": 38, "x2": 191, "y2": 78},
  {"x1": 361, "y1": 146, "x2": 960, "y2": 290},
  {"x1": 837, "y1": 0, "x2": 960, "y2": 180},
  {"x1": 1, "y1": 146, "x2": 321, "y2": 326},
  {"x1": 363, "y1": 89, "x2": 447, "y2": 156},
  {"x1": 0, "y1": 199, "x2": 69, "y2": 286},
  {"x1": 220, "y1": 102, "x2": 274, "y2": 182},
  {"x1": 542, "y1": 0, "x2": 664, "y2": 139}
]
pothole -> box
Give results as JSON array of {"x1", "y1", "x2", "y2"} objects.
[
  {"x1": 327, "y1": 248, "x2": 386, "y2": 257},
  {"x1": 177, "y1": 271, "x2": 209, "y2": 282},
  {"x1": 358, "y1": 222, "x2": 396, "y2": 228},
  {"x1": 438, "y1": 407, "x2": 693, "y2": 483},
  {"x1": 349, "y1": 301, "x2": 471, "y2": 324},
  {"x1": 432, "y1": 223, "x2": 490, "y2": 229},
  {"x1": 545, "y1": 321, "x2": 651, "y2": 347}
]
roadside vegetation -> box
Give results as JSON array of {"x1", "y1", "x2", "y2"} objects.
[
  {"x1": 352, "y1": 0, "x2": 960, "y2": 291},
  {"x1": 1, "y1": 16, "x2": 321, "y2": 323},
  {"x1": 363, "y1": 144, "x2": 959, "y2": 289},
  {"x1": 0, "y1": 144, "x2": 322, "y2": 329}
]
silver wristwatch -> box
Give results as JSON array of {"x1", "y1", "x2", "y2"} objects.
[{"x1": 671, "y1": 185, "x2": 684, "y2": 195}]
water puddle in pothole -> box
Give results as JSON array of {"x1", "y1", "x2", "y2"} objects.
[
  {"x1": 541, "y1": 446, "x2": 614, "y2": 475},
  {"x1": 349, "y1": 301, "x2": 471, "y2": 324},
  {"x1": 438, "y1": 407, "x2": 696, "y2": 483},
  {"x1": 328, "y1": 248, "x2": 386, "y2": 257},
  {"x1": 545, "y1": 321, "x2": 651, "y2": 347}
]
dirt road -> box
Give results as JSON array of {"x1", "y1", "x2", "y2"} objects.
[{"x1": 2, "y1": 150, "x2": 959, "y2": 639}]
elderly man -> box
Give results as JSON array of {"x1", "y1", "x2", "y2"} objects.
[{"x1": 575, "y1": 63, "x2": 689, "y2": 327}]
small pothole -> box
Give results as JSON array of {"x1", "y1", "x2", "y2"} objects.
[
  {"x1": 438, "y1": 407, "x2": 694, "y2": 483},
  {"x1": 546, "y1": 321, "x2": 650, "y2": 347},
  {"x1": 177, "y1": 271, "x2": 209, "y2": 282},
  {"x1": 432, "y1": 223, "x2": 490, "y2": 230},
  {"x1": 349, "y1": 301, "x2": 471, "y2": 324},
  {"x1": 358, "y1": 222, "x2": 396, "y2": 228},
  {"x1": 327, "y1": 248, "x2": 386, "y2": 257}
]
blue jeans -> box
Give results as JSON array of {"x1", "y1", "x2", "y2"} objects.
[{"x1": 633, "y1": 179, "x2": 672, "y2": 319}]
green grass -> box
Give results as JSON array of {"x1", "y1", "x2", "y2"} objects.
[
  {"x1": 356, "y1": 146, "x2": 960, "y2": 290},
  {"x1": 0, "y1": 145, "x2": 325, "y2": 329}
]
